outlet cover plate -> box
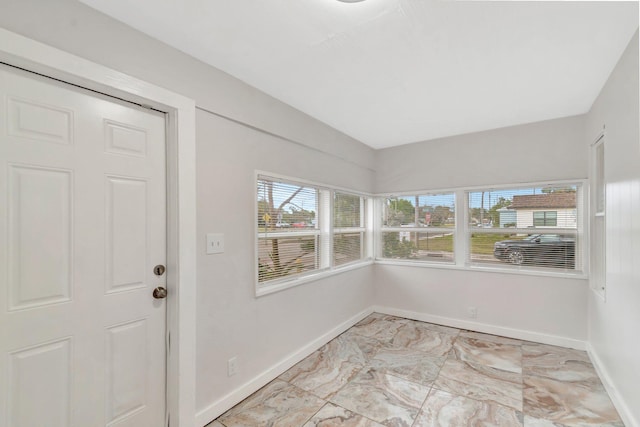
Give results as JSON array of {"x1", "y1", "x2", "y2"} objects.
[{"x1": 206, "y1": 233, "x2": 224, "y2": 254}]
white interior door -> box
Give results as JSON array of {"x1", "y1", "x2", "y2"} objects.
[{"x1": 0, "y1": 64, "x2": 167, "y2": 427}]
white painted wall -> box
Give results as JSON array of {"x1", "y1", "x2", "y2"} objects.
[
  {"x1": 374, "y1": 265, "x2": 588, "y2": 346},
  {"x1": 375, "y1": 115, "x2": 590, "y2": 344},
  {"x1": 375, "y1": 115, "x2": 587, "y2": 193},
  {"x1": 195, "y1": 111, "x2": 375, "y2": 420},
  {"x1": 585, "y1": 30, "x2": 640, "y2": 427},
  {"x1": 0, "y1": 2, "x2": 376, "y2": 426},
  {"x1": 0, "y1": 0, "x2": 374, "y2": 174}
]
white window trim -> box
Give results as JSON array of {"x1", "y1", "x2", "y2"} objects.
[
  {"x1": 255, "y1": 174, "x2": 589, "y2": 296},
  {"x1": 255, "y1": 171, "x2": 374, "y2": 297},
  {"x1": 374, "y1": 179, "x2": 588, "y2": 280},
  {"x1": 377, "y1": 191, "x2": 457, "y2": 264},
  {"x1": 590, "y1": 132, "x2": 606, "y2": 299}
]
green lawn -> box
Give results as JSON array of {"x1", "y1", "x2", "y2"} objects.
[
  {"x1": 416, "y1": 233, "x2": 522, "y2": 254},
  {"x1": 417, "y1": 233, "x2": 453, "y2": 252}
]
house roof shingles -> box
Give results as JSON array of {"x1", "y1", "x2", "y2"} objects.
[{"x1": 511, "y1": 192, "x2": 576, "y2": 209}]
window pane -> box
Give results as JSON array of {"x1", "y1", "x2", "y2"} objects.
[
  {"x1": 471, "y1": 232, "x2": 576, "y2": 270},
  {"x1": 468, "y1": 186, "x2": 578, "y2": 230},
  {"x1": 595, "y1": 142, "x2": 605, "y2": 214},
  {"x1": 533, "y1": 211, "x2": 558, "y2": 227},
  {"x1": 257, "y1": 177, "x2": 321, "y2": 285},
  {"x1": 258, "y1": 236, "x2": 319, "y2": 283},
  {"x1": 382, "y1": 231, "x2": 454, "y2": 262},
  {"x1": 383, "y1": 193, "x2": 455, "y2": 227},
  {"x1": 383, "y1": 197, "x2": 416, "y2": 226},
  {"x1": 257, "y1": 178, "x2": 318, "y2": 231},
  {"x1": 333, "y1": 233, "x2": 362, "y2": 266},
  {"x1": 334, "y1": 192, "x2": 361, "y2": 228},
  {"x1": 468, "y1": 185, "x2": 581, "y2": 272}
]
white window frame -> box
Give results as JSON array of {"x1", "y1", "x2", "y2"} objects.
[
  {"x1": 333, "y1": 191, "x2": 368, "y2": 268},
  {"x1": 374, "y1": 179, "x2": 588, "y2": 279},
  {"x1": 591, "y1": 133, "x2": 606, "y2": 298},
  {"x1": 376, "y1": 191, "x2": 456, "y2": 266},
  {"x1": 255, "y1": 171, "x2": 373, "y2": 297}
]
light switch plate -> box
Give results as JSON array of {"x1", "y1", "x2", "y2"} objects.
[{"x1": 206, "y1": 233, "x2": 224, "y2": 254}]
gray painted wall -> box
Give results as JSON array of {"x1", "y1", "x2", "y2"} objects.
[
  {"x1": 373, "y1": 115, "x2": 590, "y2": 346},
  {"x1": 0, "y1": 1, "x2": 376, "y2": 423},
  {"x1": 586, "y1": 30, "x2": 639, "y2": 426},
  {"x1": 0, "y1": 0, "x2": 375, "y2": 174},
  {"x1": 375, "y1": 114, "x2": 587, "y2": 193}
]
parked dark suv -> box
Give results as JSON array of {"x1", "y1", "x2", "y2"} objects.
[{"x1": 493, "y1": 234, "x2": 575, "y2": 268}]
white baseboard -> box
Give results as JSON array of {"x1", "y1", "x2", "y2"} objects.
[
  {"x1": 194, "y1": 307, "x2": 374, "y2": 427},
  {"x1": 373, "y1": 306, "x2": 587, "y2": 350},
  {"x1": 586, "y1": 343, "x2": 639, "y2": 427}
]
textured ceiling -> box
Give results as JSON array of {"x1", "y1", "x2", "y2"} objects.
[{"x1": 79, "y1": 0, "x2": 638, "y2": 149}]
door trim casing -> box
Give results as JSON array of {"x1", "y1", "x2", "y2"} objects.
[{"x1": 0, "y1": 28, "x2": 197, "y2": 427}]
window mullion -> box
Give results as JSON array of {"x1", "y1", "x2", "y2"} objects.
[
  {"x1": 455, "y1": 190, "x2": 467, "y2": 266},
  {"x1": 320, "y1": 189, "x2": 332, "y2": 269}
]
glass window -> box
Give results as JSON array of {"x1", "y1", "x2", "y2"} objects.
[
  {"x1": 257, "y1": 177, "x2": 322, "y2": 284},
  {"x1": 533, "y1": 211, "x2": 558, "y2": 227},
  {"x1": 467, "y1": 184, "x2": 582, "y2": 272},
  {"x1": 333, "y1": 192, "x2": 365, "y2": 267},
  {"x1": 379, "y1": 193, "x2": 455, "y2": 263},
  {"x1": 256, "y1": 175, "x2": 370, "y2": 290}
]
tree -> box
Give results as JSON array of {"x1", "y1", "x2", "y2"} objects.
[
  {"x1": 385, "y1": 198, "x2": 415, "y2": 226},
  {"x1": 257, "y1": 180, "x2": 313, "y2": 282},
  {"x1": 383, "y1": 232, "x2": 417, "y2": 258},
  {"x1": 488, "y1": 196, "x2": 512, "y2": 227},
  {"x1": 334, "y1": 193, "x2": 361, "y2": 227},
  {"x1": 282, "y1": 207, "x2": 315, "y2": 225},
  {"x1": 431, "y1": 205, "x2": 452, "y2": 226}
]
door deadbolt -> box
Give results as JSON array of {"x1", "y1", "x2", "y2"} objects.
[
  {"x1": 153, "y1": 265, "x2": 165, "y2": 276},
  {"x1": 153, "y1": 286, "x2": 167, "y2": 299}
]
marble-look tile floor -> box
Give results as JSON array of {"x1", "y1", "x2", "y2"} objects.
[{"x1": 208, "y1": 313, "x2": 623, "y2": 427}]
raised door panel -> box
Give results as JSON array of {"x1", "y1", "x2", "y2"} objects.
[
  {"x1": 7, "y1": 97, "x2": 73, "y2": 145},
  {"x1": 8, "y1": 165, "x2": 72, "y2": 310},
  {"x1": 8, "y1": 338, "x2": 72, "y2": 427},
  {"x1": 105, "y1": 320, "x2": 148, "y2": 426},
  {"x1": 105, "y1": 177, "x2": 147, "y2": 293}
]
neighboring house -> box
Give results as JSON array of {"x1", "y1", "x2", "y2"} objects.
[
  {"x1": 511, "y1": 192, "x2": 577, "y2": 228},
  {"x1": 497, "y1": 207, "x2": 517, "y2": 227}
]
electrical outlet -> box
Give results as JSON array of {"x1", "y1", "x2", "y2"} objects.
[
  {"x1": 206, "y1": 233, "x2": 224, "y2": 254},
  {"x1": 468, "y1": 306, "x2": 478, "y2": 319},
  {"x1": 228, "y1": 357, "x2": 238, "y2": 376}
]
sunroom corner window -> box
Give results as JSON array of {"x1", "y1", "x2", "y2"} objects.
[{"x1": 256, "y1": 174, "x2": 370, "y2": 290}]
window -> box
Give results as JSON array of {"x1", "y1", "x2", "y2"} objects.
[
  {"x1": 467, "y1": 184, "x2": 583, "y2": 273},
  {"x1": 533, "y1": 211, "x2": 557, "y2": 227},
  {"x1": 257, "y1": 177, "x2": 324, "y2": 284},
  {"x1": 333, "y1": 192, "x2": 366, "y2": 267},
  {"x1": 256, "y1": 174, "x2": 371, "y2": 292},
  {"x1": 379, "y1": 193, "x2": 455, "y2": 263}
]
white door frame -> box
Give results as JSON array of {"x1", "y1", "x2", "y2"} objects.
[{"x1": 0, "y1": 28, "x2": 197, "y2": 427}]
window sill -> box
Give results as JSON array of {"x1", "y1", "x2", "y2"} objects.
[
  {"x1": 255, "y1": 259, "x2": 374, "y2": 297},
  {"x1": 375, "y1": 258, "x2": 588, "y2": 280}
]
